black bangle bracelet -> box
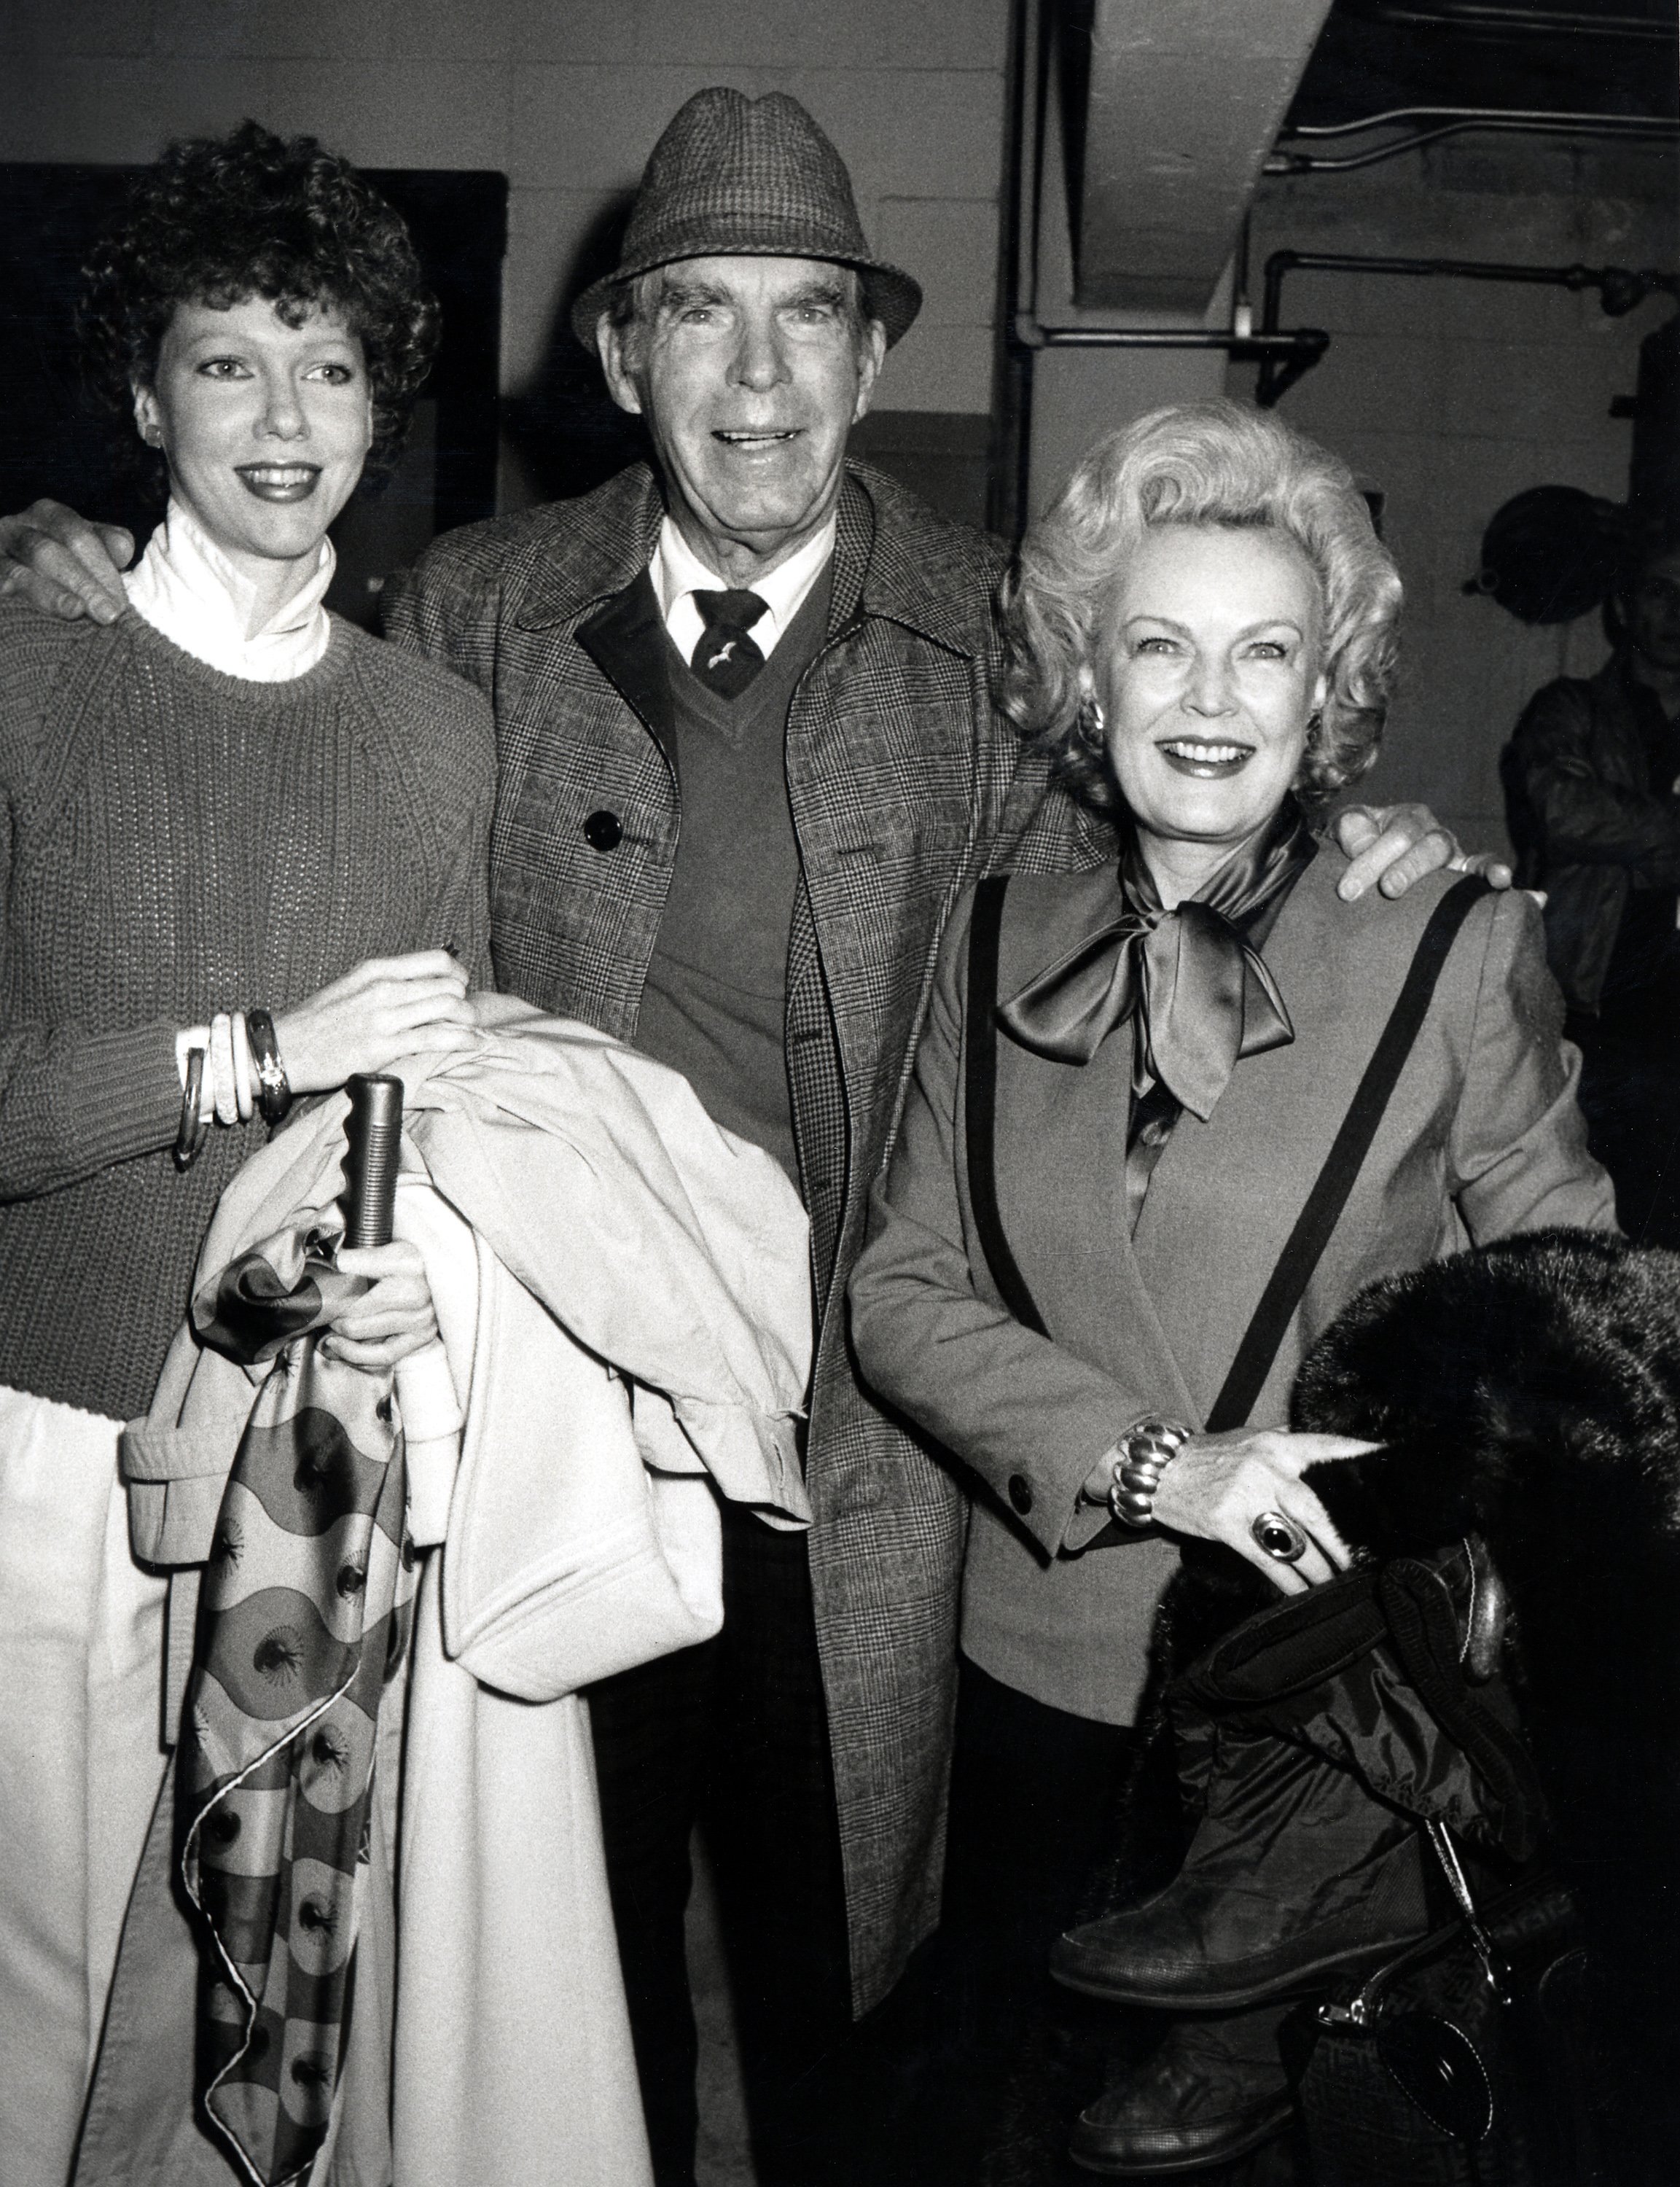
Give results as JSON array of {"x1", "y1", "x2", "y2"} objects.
[
  {"x1": 246, "y1": 1007, "x2": 293, "y2": 1127},
  {"x1": 173, "y1": 1046, "x2": 209, "y2": 1172}
]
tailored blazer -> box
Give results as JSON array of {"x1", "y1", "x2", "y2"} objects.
[
  {"x1": 851, "y1": 846, "x2": 1619, "y2": 1727},
  {"x1": 380, "y1": 459, "x2": 1111, "y2": 2008}
]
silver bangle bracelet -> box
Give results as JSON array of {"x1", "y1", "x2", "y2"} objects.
[{"x1": 1108, "y1": 1416, "x2": 1192, "y2": 1529}]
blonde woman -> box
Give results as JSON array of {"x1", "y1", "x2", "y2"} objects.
[{"x1": 851, "y1": 399, "x2": 1613, "y2": 2178}]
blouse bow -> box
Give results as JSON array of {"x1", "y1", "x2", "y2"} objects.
[{"x1": 996, "y1": 805, "x2": 1316, "y2": 1121}]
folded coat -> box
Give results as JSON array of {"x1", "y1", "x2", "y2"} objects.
[{"x1": 82, "y1": 999, "x2": 813, "y2": 2187}]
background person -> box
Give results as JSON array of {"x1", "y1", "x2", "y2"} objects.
[
  {"x1": 0, "y1": 121, "x2": 493, "y2": 2187},
  {"x1": 851, "y1": 399, "x2": 1614, "y2": 2181},
  {"x1": 1504, "y1": 525, "x2": 1680, "y2": 1244},
  {"x1": 0, "y1": 93, "x2": 1497, "y2": 2187}
]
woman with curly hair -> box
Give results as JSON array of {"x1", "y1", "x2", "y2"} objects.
[
  {"x1": 0, "y1": 121, "x2": 492, "y2": 2180},
  {"x1": 850, "y1": 400, "x2": 1613, "y2": 2179}
]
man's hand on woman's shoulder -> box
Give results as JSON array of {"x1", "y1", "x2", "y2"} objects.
[
  {"x1": 0, "y1": 502, "x2": 1522, "y2": 921},
  {"x1": 0, "y1": 501, "x2": 134, "y2": 625},
  {"x1": 1332, "y1": 801, "x2": 1514, "y2": 902}
]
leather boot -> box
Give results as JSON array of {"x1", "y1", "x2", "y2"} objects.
[
  {"x1": 1068, "y1": 2005, "x2": 1294, "y2": 2175},
  {"x1": 1052, "y1": 1720, "x2": 1431, "y2": 2009}
]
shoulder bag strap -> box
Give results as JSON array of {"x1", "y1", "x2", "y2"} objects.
[
  {"x1": 964, "y1": 875, "x2": 1050, "y2": 1337},
  {"x1": 1205, "y1": 874, "x2": 1491, "y2": 1434}
]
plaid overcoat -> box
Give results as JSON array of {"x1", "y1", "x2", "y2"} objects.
[{"x1": 381, "y1": 459, "x2": 1108, "y2": 2008}]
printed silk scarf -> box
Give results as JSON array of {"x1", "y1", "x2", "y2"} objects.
[{"x1": 181, "y1": 1211, "x2": 417, "y2": 2187}]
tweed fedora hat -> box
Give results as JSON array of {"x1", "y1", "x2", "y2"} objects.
[{"x1": 570, "y1": 87, "x2": 922, "y2": 350}]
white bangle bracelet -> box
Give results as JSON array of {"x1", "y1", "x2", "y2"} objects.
[
  {"x1": 230, "y1": 1010, "x2": 255, "y2": 1123},
  {"x1": 208, "y1": 1013, "x2": 239, "y2": 1127}
]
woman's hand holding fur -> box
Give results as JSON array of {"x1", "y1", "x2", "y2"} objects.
[{"x1": 1153, "y1": 1427, "x2": 1370, "y2": 1594}]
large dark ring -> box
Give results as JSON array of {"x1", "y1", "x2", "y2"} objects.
[{"x1": 1251, "y1": 1510, "x2": 1308, "y2": 1564}]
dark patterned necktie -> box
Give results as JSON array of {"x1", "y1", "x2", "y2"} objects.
[{"x1": 690, "y1": 588, "x2": 768, "y2": 697}]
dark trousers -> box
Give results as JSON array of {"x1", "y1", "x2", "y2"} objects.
[
  {"x1": 587, "y1": 1498, "x2": 863, "y2": 2187},
  {"x1": 905, "y1": 1657, "x2": 1171, "y2": 2186}
]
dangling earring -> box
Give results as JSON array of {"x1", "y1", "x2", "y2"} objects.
[{"x1": 1077, "y1": 695, "x2": 1106, "y2": 749}]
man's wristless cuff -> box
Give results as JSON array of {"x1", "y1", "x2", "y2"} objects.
[{"x1": 1108, "y1": 1416, "x2": 1192, "y2": 1529}]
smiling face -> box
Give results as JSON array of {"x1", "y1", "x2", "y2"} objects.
[
  {"x1": 1090, "y1": 522, "x2": 1329, "y2": 899},
  {"x1": 597, "y1": 254, "x2": 886, "y2": 582},
  {"x1": 132, "y1": 295, "x2": 373, "y2": 580}
]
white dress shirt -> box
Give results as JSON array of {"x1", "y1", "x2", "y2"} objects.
[
  {"x1": 649, "y1": 512, "x2": 837, "y2": 669},
  {"x1": 123, "y1": 497, "x2": 335, "y2": 682}
]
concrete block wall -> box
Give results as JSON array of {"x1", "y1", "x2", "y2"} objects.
[
  {"x1": 1, "y1": 0, "x2": 1012, "y2": 512},
  {"x1": 1230, "y1": 144, "x2": 1679, "y2": 859}
]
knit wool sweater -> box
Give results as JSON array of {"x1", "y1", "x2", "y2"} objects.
[{"x1": 0, "y1": 601, "x2": 495, "y2": 1422}]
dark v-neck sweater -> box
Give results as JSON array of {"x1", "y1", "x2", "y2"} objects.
[{"x1": 636, "y1": 566, "x2": 832, "y2": 1185}]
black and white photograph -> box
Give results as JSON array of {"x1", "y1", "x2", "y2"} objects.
[{"x1": 0, "y1": 4, "x2": 1676, "y2": 2184}]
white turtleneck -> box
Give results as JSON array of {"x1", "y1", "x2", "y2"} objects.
[{"x1": 122, "y1": 497, "x2": 336, "y2": 682}]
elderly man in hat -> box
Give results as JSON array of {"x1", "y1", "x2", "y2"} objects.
[{"x1": 0, "y1": 88, "x2": 1490, "y2": 2186}]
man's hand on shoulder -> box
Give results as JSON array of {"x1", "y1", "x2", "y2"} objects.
[
  {"x1": 1332, "y1": 802, "x2": 1514, "y2": 902},
  {"x1": 0, "y1": 501, "x2": 134, "y2": 625}
]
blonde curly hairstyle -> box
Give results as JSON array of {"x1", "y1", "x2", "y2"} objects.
[{"x1": 1001, "y1": 399, "x2": 1402, "y2": 814}]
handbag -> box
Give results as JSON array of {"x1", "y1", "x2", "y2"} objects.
[{"x1": 1298, "y1": 1853, "x2": 1603, "y2": 2187}]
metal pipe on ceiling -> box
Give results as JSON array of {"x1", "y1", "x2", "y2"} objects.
[
  {"x1": 995, "y1": 0, "x2": 1334, "y2": 530},
  {"x1": 994, "y1": 0, "x2": 1679, "y2": 517},
  {"x1": 1345, "y1": 1, "x2": 1675, "y2": 40},
  {"x1": 996, "y1": 0, "x2": 1052, "y2": 537},
  {"x1": 1285, "y1": 103, "x2": 1680, "y2": 139},
  {"x1": 1268, "y1": 110, "x2": 1679, "y2": 174},
  {"x1": 1016, "y1": 323, "x2": 1329, "y2": 356},
  {"x1": 1253, "y1": 248, "x2": 1680, "y2": 402}
]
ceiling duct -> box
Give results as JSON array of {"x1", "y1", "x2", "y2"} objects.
[{"x1": 1074, "y1": 0, "x2": 1337, "y2": 313}]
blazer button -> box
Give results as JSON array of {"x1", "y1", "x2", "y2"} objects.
[
  {"x1": 583, "y1": 809, "x2": 622, "y2": 851},
  {"x1": 1008, "y1": 1474, "x2": 1034, "y2": 1516}
]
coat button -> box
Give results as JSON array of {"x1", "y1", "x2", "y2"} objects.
[
  {"x1": 583, "y1": 809, "x2": 622, "y2": 851},
  {"x1": 1008, "y1": 1474, "x2": 1034, "y2": 1516}
]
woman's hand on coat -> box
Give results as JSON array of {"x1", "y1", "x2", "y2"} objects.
[
  {"x1": 319, "y1": 1241, "x2": 437, "y2": 1370},
  {"x1": 273, "y1": 951, "x2": 475, "y2": 1094},
  {"x1": 1150, "y1": 1427, "x2": 1373, "y2": 1595}
]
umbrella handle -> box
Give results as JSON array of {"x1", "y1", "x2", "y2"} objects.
[{"x1": 343, "y1": 1075, "x2": 403, "y2": 1249}]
